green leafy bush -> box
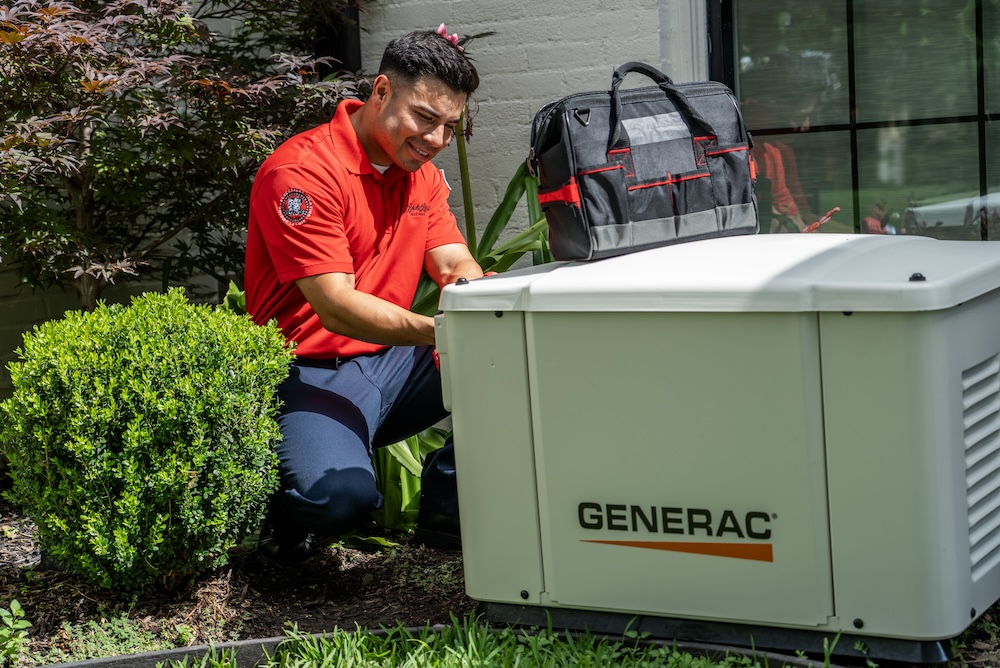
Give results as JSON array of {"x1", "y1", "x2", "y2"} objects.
[
  {"x1": 0, "y1": 599, "x2": 31, "y2": 667},
  {"x1": 0, "y1": 289, "x2": 293, "y2": 591}
]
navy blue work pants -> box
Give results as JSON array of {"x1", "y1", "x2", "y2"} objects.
[{"x1": 269, "y1": 345, "x2": 447, "y2": 537}]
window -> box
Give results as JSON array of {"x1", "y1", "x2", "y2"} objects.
[{"x1": 712, "y1": 0, "x2": 1000, "y2": 239}]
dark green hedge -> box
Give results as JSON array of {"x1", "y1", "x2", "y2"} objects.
[{"x1": 0, "y1": 289, "x2": 293, "y2": 591}]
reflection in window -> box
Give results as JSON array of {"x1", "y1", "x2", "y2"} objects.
[
  {"x1": 991, "y1": 121, "x2": 1000, "y2": 193},
  {"x1": 986, "y1": 0, "x2": 1000, "y2": 114},
  {"x1": 739, "y1": 53, "x2": 851, "y2": 233},
  {"x1": 854, "y1": 2, "x2": 978, "y2": 124},
  {"x1": 735, "y1": 3, "x2": 849, "y2": 129},
  {"x1": 751, "y1": 131, "x2": 854, "y2": 235},
  {"x1": 859, "y1": 124, "x2": 980, "y2": 240},
  {"x1": 729, "y1": 0, "x2": 997, "y2": 239}
]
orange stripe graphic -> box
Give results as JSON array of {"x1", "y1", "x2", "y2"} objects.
[{"x1": 581, "y1": 540, "x2": 773, "y2": 562}]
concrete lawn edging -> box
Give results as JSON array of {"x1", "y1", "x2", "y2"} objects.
[{"x1": 38, "y1": 624, "x2": 847, "y2": 668}]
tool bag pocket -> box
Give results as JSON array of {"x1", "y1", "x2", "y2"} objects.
[{"x1": 529, "y1": 62, "x2": 759, "y2": 261}]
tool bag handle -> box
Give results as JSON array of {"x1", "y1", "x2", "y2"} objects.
[{"x1": 608, "y1": 61, "x2": 717, "y2": 151}]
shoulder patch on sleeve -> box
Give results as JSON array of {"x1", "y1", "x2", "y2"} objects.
[{"x1": 279, "y1": 188, "x2": 313, "y2": 225}]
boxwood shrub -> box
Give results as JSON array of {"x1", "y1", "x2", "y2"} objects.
[{"x1": 0, "y1": 289, "x2": 293, "y2": 590}]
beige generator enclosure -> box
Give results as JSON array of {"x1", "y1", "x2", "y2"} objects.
[{"x1": 435, "y1": 233, "x2": 1000, "y2": 663}]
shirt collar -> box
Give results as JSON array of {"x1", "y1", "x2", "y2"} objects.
[{"x1": 329, "y1": 98, "x2": 403, "y2": 182}]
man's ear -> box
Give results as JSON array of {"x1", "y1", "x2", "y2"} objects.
[{"x1": 371, "y1": 74, "x2": 392, "y2": 109}]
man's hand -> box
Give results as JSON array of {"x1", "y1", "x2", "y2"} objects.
[{"x1": 425, "y1": 243, "x2": 483, "y2": 287}]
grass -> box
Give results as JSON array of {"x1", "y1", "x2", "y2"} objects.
[
  {"x1": 9, "y1": 593, "x2": 1000, "y2": 667},
  {"x1": 27, "y1": 613, "x2": 171, "y2": 665},
  {"x1": 155, "y1": 615, "x2": 806, "y2": 668}
]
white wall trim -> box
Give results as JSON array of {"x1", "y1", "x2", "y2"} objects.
[{"x1": 659, "y1": 0, "x2": 709, "y2": 83}]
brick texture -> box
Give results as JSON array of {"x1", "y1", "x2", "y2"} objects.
[{"x1": 360, "y1": 0, "x2": 660, "y2": 244}]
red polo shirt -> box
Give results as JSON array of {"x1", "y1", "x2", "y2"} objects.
[{"x1": 245, "y1": 98, "x2": 466, "y2": 358}]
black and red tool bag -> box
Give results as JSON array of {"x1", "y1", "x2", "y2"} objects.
[{"x1": 528, "y1": 62, "x2": 759, "y2": 261}]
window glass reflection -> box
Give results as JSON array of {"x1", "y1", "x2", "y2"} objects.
[
  {"x1": 734, "y1": 1, "x2": 849, "y2": 129},
  {"x1": 853, "y1": 0, "x2": 978, "y2": 124},
  {"x1": 988, "y1": 0, "x2": 1000, "y2": 114},
  {"x1": 731, "y1": 0, "x2": 994, "y2": 239},
  {"x1": 752, "y1": 132, "x2": 854, "y2": 234},
  {"x1": 987, "y1": 121, "x2": 1000, "y2": 239},
  {"x1": 991, "y1": 121, "x2": 1000, "y2": 194},
  {"x1": 858, "y1": 124, "x2": 980, "y2": 240}
]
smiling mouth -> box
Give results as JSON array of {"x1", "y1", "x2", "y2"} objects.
[{"x1": 409, "y1": 143, "x2": 432, "y2": 159}]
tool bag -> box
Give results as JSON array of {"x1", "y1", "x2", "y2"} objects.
[{"x1": 528, "y1": 62, "x2": 759, "y2": 261}]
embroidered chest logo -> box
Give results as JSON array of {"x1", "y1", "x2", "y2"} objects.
[
  {"x1": 407, "y1": 203, "x2": 430, "y2": 216},
  {"x1": 280, "y1": 188, "x2": 313, "y2": 225}
]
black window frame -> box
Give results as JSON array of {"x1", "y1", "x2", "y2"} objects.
[{"x1": 707, "y1": 0, "x2": 996, "y2": 238}]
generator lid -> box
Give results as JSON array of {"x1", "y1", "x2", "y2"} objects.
[{"x1": 440, "y1": 234, "x2": 1000, "y2": 313}]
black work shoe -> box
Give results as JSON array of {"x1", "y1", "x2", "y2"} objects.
[
  {"x1": 414, "y1": 439, "x2": 461, "y2": 551},
  {"x1": 413, "y1": 517, "x2": 462, "y2": 550},
  {"x1": 257, "y1": 518, "x2": 316, "y2": 564}
]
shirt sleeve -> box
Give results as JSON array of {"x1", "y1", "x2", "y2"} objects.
[
  {"x1": 758, "y1": 142, "x2": 799, "y2": 216},
  {"x1": 249, "y1": 165, "x2": 356, "y2": 284},
  {"x1": 423, "y1": 168, "x2": 469, "y2": 251}
]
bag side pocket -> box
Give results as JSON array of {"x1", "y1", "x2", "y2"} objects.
[
  {"x1": 625, "y1": 174, "x2": 674, "y2": 222},
  {"x1": 666, "y1": 171, "x2": 719, "y2": 238},
  {"x1": 705, "y1": 144, "x2": 754, "y2": 205},
  {"x1": 538, "y1": 177, "x2": 592, "y2": 261},
  {"x1": 667, "y1": 170, "x2": 713, "y2": 215},
  {"x1": 576, "y1": 164, "x2": 629, "y2": 226}
]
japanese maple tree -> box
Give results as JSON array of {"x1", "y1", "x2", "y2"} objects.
[{"x1": 0, "y1": 0, "x2": 363, "y2": 310}]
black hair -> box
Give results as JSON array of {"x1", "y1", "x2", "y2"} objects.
[{"x1": 378, "y1": 29, "x2": 480, "y2": 96}]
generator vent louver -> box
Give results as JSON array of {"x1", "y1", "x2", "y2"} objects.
[{"x1": 965, "y1": 354, "x2": 1000, "y2": 580}]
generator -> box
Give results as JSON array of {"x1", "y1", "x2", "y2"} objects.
[{"x1": 434, "y1": 233, "x2": 1000, "y2": 663}]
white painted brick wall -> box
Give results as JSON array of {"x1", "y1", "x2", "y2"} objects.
[{"x1": 359, "y1": 0, "x2": 661, "y2": 244}]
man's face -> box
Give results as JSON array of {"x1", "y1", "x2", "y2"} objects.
[{"x1": 368, "y1": 74, "x2": 467, "y2": 172}]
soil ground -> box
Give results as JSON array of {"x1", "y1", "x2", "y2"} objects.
[{"x1": 0, "y1": 493, "x2": 474, "y2": 665}]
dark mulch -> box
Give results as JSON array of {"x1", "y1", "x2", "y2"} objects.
[{"x1": 0, "y1": 491, "x2": 475, "y2": 665}]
